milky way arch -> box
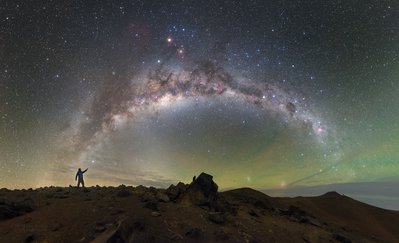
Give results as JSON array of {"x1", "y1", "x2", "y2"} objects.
[{"x1": 65, "y1": 59, "x2": 337, "y2": 169}]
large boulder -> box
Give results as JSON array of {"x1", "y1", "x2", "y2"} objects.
[
  {"x1": 180, "y1": 172, "x2": 218, "y2": 207},
  {"x1": 155, "y1": 191, "x2": 170, "y2": 202},
  {"x1": 165, "y1": 182, "x2": 188, "y2": 201},
  {"x1": 133, "y1": 185, "x2": 148, "y2": 195}
]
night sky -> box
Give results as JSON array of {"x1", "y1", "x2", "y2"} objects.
[{"x1": 1, "y1": 1, "x2": 399, "y2": 209}]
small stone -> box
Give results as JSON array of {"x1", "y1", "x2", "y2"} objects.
[
  {"x1": 248, "y1": 209, "x2": 259, "y2": 217},
  {"x1": 208, "y1": 212, "x2": 225, "y2": 224},
  {"x1": 94, "y1": 225, "x2": 106, "y2": 233},
  {"x1": 333, "y1": 233, "x2": 352, "y2": 243},
  {"x1": 214, "y1": 230, "x2": 230, "y2": 241},
  {"x1": 151, "y1": 211, "x2": 161, "y2": 217},
  {"x1": 51, "y1": 223, "x2": 62, "y2": 232},
  {"x1": 133, "y1": 221, "x2": 145, "y2": 231},
  {"x1": 185, "y1": 228, "x2": 202, "y2": 238},
  {"x1": 144, "y1": 200, "x2": 159, "y2": 211},
  {"x1": 24, "y1": 235, "x2": 35, "y2": 243},
  {"x1": 169, "y1": 232, "x2": 183, "y2": 240}
]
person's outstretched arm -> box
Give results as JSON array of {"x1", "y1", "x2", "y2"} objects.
[{"x1": 83, "y1": 168, "x2": 88, "y2": 173}]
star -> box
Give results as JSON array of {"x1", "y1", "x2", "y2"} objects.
[{"x1": 166, "y1": 36, "x2": 173, "y2": 43}]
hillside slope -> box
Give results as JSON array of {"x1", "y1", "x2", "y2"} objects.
[{"x1": 1, "y1": 173, "x2": 398, "y2": 242}]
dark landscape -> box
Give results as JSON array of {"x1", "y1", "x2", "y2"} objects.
[{"x1": 1, "y1": 173, "x2": 398, "y2": 243}]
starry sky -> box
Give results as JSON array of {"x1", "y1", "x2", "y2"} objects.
[{"x1": 1, "y1": 1, "x2": 399, "y2": 208}]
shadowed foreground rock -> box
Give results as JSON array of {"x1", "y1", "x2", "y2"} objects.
[
  {"x1": 178, "y1": 172, "x2": 218, "y2": 207},
  {"x1": 1, "y1": 173, "x2": 399, "y2": 243},
  {"x1": 0, "y1": 198, "x2": 34, "y2": 220},
  {"x1": 165, "y1": 182, "x2": 187, "y2": 201}
]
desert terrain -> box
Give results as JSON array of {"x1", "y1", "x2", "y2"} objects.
[{"x1": 1, "y1": 173, "x2": 398, "y2": 243}]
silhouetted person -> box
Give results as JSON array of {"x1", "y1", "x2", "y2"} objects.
[{"x1": 75, "y1": 168, "x2": 88, "y2": 188}]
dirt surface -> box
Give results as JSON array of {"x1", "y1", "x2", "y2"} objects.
[{"x1": 1, "y1": 177, "x2": 398, "y2": 243}]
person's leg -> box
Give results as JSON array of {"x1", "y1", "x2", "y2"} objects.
[
  {"x1": 78, "y1": 179, "x2": 82, "y2": 188},
  {"x1": 82, "y1": 179, "x2": 85, "y2": 188}
]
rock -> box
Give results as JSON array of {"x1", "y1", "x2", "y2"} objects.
[
  {"x1": 94, "y1": 225, "x2": 106, "y2": 233},
  {"x1": 151, "y1": 211, "x2": 161, "y2": 217},
  {"x1": 180, "y1": 172, "x2": 218, "y2": 207},
  {"x1": 24, "y1": 235, "x2": 35, "y2": 243},
  {"x1": 106, "y1": 219, "x2": 145, "y2": 243},
  {"x1": 333, "y1": 233, "x2": 352, "y2": 243},
  {"x1": 155, "y1": 191, "x2": 170, "y2": 202},
  {"x1": 165, "y1": 184, "x2": 179, "y2": 201},
  {"x1": 116, "y1": 189, "x2": 132, "y2": 197},
  {"x1": 306, "y1": 217, "x2": 323, "y2": 227},
  {"x1": 116, "y1": 209, "x2": 125, "y2": 214},
  {"x1": 165, "y1": 182, "x2": 188, "y2": 201},
  {"x1": 214, "y1": 195, "x2": 238, "y2": 215},
  {"x1": 169, "y1": 232, "x2": 183, "y2": 241},
  {"x1": 137, "y1": 187, "x2": 170, "y2": 203},
  {"x1": 139, "y1": 190, "x2": 153, "y2": 201},
  {"x1": 185, "y1": 228, "x2": 202, "y2": 238},
  {"x1": 52, "y1": 192, "x2": 69, "y2": 199},
  {"x1": 133, "y1": 221, "x2": 145, "y2": 231},
  {"x1": 279, "y1": 205, "x2": 321, "y2": 226},
  {"x1": 0, "y1": 198, "x2": 34, "y2": 220},
  {"x1": 144, "y1": 200, "x2": 159, "y2": 211},
  {"x1": 134, "y1": 185, "x2": 148, "y2": 195},
  {"x1": 51, "y1": 223, "x2": 62, "y2": 232},
  {"x1": 176, "y1": 182, "x2": 188, "y2": 192},
  {"x1": 248, "y1": 209, "x2": 259, "y2": 217},
  {"x1": 214, "y1": 230, "x2": 230, "y2": 241},
  {"x1": 208, "y1": 212, "x2": 226, "y2": 224},
  {"x1": 192, "y1": 172, "x2": 218, "y2": 196},
  {"x1": 279, "y1": 206, "x2": 323, "y2": 227},
  {"x1": 302, "y1": 231, "x2": 321, "y2": 243}
]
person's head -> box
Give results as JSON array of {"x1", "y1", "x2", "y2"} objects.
[{"x1": 78, "y1": 168, "x2": 82, "y2": 172}]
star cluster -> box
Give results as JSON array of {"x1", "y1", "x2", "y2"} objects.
[{"x1": 0, "y1": 1, "x2": 399, "y2": 208}]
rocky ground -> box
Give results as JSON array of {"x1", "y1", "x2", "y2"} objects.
[{"x1": 1, "y1": 173, "x2": 398, "y2": 243}]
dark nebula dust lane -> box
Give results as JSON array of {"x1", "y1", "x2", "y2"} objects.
[{"x1": 1, "y1": 0, "x2": 399, "y2": 209}]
